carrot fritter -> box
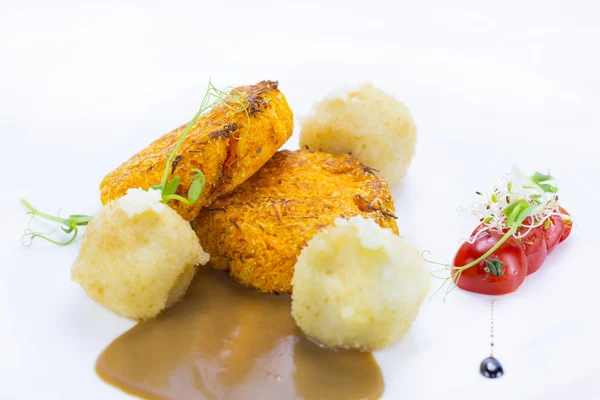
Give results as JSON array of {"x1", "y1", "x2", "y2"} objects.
[
  {"x1": 192, "y1": 149, "x2": 399, "y2": 294},
  {"x1": 100, "y1": 80, "x2": 293, "y2": 221}
]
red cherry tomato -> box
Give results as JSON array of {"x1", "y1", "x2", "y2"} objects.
[
  {"x1": 558, "y1": 206, "x2": 572, "y2": 243},
  {"x1": 453, "y1": 231, "x2": 528, "y2": 295},
  {"x1": 518, "y1": 221, "x2": 547, "y2": 275},
  {"x1": 543, "y1": 215, "x2": 565, "y2": 253},
  {"x1": 471, "y1": 221, "x2": 547, "y2": 275},
  {"x1": 470, "y1": 223, "x2": 490, "y2": 240}
]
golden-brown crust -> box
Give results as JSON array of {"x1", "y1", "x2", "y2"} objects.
[
  {"x1": 192, "y1": 149, "x2": 399, "y2": 294},
  {"x1": 100, "y1": 80, "x2": 293, "y2": 221}
]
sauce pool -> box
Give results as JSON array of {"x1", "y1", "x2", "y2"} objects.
[{"x1": 96, "y1": 268, "x2": 384, "y2": 399}]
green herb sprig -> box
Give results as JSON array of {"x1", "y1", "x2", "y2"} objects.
[
  {"x1": 20, "y1": 199, "x2": 93, "y2": 246},
  {"x1": 151, "y1": 80, "x2": 249, "y2": 206},
  {"x1": 21, "y1": 80, "x2": 249, "y2": 246}
]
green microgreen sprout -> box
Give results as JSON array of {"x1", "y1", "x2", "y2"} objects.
[
  {"x1": 543, "y1": 218, "x2": 552, "y2": 229},
  {"x1": 207, "y1": 81, "x2": 252, "y2": 140},
  {"x1": 21, "y1": 80, "x2": 250, "y2": 246},
  {"x1": 531, "y1": 172, "x2": 558, "y2": 193},
  {"x1": 20, "y1": 199, "x2": 93, "y2": 246},
  {"x1": 425, "y1": 168, "x2": 567, "y2": 301},
  {"x1": 154, "y1": 80, "x2": 250, "y2": 206}
]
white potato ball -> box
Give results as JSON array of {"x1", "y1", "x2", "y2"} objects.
[
  {"x1": 72, "y1": 189, "x2": 209, "y2": 320},
  {"x1": 291, "y1": 216, "x2": 430, "y2": 350},
  {"x1": 300, "y1": 82, "x2": 416, "y2": 187}
]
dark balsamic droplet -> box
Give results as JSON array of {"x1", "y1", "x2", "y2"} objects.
[{"x1": 480, "y1": 357, "x2": 504, "y2": 379}]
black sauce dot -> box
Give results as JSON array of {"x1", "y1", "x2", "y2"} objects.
[
  {"x1": 480, "y1": 357, "x2": 504, "y2": 379},
  {"x1": 480, "y1": 299, "x2": 503, "y2": 378}
]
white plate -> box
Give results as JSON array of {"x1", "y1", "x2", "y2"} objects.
[{"x1": 1, "y1": 1, "x2": 599, "y2": 399}]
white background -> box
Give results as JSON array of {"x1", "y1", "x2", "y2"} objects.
[{"x1": 1, "y1": 1, "x2": 599, "y2": 399}]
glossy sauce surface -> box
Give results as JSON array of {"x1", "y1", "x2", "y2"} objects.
[{"x1": 96, "y1": 268, "x2": 384, "y2": 400}]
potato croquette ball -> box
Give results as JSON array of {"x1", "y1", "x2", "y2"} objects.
[
  {"x1": 291, "y1": 216, "x2": 430, "y2": 350},
  {"x1": 299, "y1": 82, "x2": 417, "y2": 187},
  {"x1": 72, "y1": 188, "x2": 209, "y2": 320}
]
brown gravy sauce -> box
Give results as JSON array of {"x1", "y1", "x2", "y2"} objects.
[{"x1": 96, "y1": 268, "x2": 384, "y2": 400}]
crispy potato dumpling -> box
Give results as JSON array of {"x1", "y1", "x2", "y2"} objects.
[
  {"x1": 101, "y1": 80, "x2": 294, "y2": 221},
  {"x1": 193, "y1": 149, "x2": 398, "y2": 294},
  {"x1": 72, "y1": 189, "x2": 209, "y2": 320},
  {"x1": 300, "y1": 82, "x2": 416, "y2": 187},
  {"x1": 291, "y1": 216, "x2": 430, "y2": 351}
]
